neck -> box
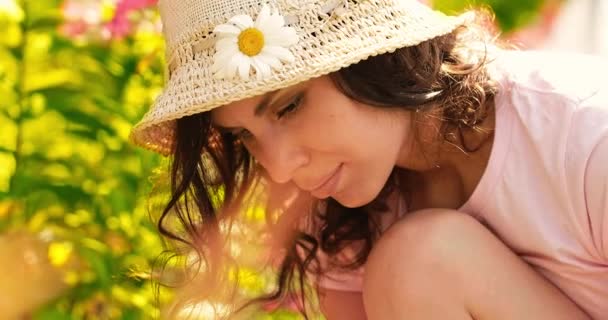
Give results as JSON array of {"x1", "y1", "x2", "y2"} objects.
[{"x1": 396, "y1": 105, "x2": 496, "y2": 210}]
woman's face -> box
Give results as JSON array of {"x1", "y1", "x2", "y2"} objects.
[{"x1": 211, "y1": 75, "x2": 414, "y2": 208}]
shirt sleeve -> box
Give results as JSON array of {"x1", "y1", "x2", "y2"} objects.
[
  {"x1": 584, "y1": 133, "x2": 608, "y2": 261},
  {"x1": 317, "y1": 268, "x2": 365, "y2": 292},
  {"x1": 311, "y1": 246, "x2": 365, "y2": 292}
]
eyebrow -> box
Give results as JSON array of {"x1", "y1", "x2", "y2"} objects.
[
  {"x1": 213, "y1": 90, "x2": 283, "y2": 132},
  {"x1": 254, "y1": 90, "x2": 281, "y2": 116}
]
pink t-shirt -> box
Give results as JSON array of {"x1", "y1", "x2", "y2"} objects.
[{"x1": 315, "y1": 50, "x2": 608, "y2": 319}]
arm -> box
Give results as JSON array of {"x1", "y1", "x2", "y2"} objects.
[{"x1": 318, "y1": 288, "x2": 367, "y2": 320}]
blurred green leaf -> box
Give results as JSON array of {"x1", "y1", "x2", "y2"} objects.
[
  {"x1": 60, "y1": 109, "x2": 116, "y2": 135},
  {"x1": 25, "y1": 69, "x2": 82, "y2": 93},
  {"x1": 27, "y1": 13, "x2": 62, "y2": 31},
  {"x1": 66, "y1": 127, "x2": 98, "y2": 141},
  {"x1": 433, "y1": 0, "x2": 547, "y2": 32},
  {"x1": 0, "y1": 146, "x2": 13, "y2": 153},
  {"x1": 80, "y1": 248, "x2": 111, "y2": 289},
  {"x1": 11, "y1": 173, "x2": 91, "y2": 204},
  {"x1": 33, "y1": 307, "x2": 74, "y2": 320}
]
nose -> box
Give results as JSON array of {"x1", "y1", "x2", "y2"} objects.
[{"x1": 253, "y1": 133, "x2": 309, "y2": 184}]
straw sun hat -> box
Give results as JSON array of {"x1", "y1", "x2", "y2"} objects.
[{"x1": 130, "y1": 0, "x2": 470, "y2": 155}]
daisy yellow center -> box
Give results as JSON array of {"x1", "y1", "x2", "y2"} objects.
[{"x1": 238, "y1": 28, "x2": 265, "y2": 56}]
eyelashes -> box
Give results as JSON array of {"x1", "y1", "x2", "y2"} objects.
[
  {"x1": 232, "y1": 92, "x2": 305, "y2": 141},
  {"x1": 276, "y1": 93, "x2": 304, "y2": 119}
]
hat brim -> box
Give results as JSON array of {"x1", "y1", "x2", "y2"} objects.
[{"x1": 131, "y1": 2, "x2": 470, "y2": 155}]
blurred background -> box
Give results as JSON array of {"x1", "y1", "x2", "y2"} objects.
[{"x1": 0, "y1": 0, "x2": 606, "y2": 319}]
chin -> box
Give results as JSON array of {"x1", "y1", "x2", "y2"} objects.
[
  {"x1": 331, "y1": 187, "x2": 380, "y2": 208},
  {"x1": 335, "y1": 199, "x2": 368, "y2": 208}
]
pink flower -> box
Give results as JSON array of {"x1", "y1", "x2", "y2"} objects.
[
  {"x1": 59, "y1": 20, "x2": 88, "y2": 38},
  {"x1": 61, "y1": 0, "x2": 102, "y2": 24},
  {"x1": 105, "y1": 0, "x2": 156, "y2": 38},
  {"x1": 104, "y1": 14, "x2": 133, "y2": 39},
  {"x1": 114, "y1": 0, "x2": 157, "y2": 17},
  {"x1": 58, "y1": 0, "x2": 104, "y2": 39}
]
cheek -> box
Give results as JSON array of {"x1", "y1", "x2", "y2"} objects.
[
  {"x1": 241, "y1": 138, "x2": 272, "y2": 172},
  {"x1": 345, "y1": 114, "x2": 411, "y2": 160},
  {"x1": 321, "y1": 124, "x2": 408, "y2": 207},
  {"x1": 295, "y1": 103, "x2": 411, "y2": 163}
]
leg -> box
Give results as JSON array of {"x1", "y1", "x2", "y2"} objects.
[{"x1": 362, "y1": 209, "x2": 590, "y2": 320}]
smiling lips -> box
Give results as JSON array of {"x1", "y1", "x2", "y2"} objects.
[{"x1": 309, "y1": 163, "x2": 343, "y2": 199}]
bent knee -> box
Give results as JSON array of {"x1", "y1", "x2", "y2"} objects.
[
  {"x1": 367, "y1": 209, "x2": 485, "y2": 265},
  {"x1": 363, "y1": 209, "x2": 487, "y2": 296}
]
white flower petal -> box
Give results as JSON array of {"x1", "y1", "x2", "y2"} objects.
[
  {"x1": 212, "y1": 51, "x2": 236, "y2": 78},
  {"x1": 215, "y1": 37, "x2": 238, "y2": 52},
  {"x1": 264, "y1": 27, "x2": 298, "y2": 47},
  {"x1": 267, "y1": 10, "x2": 286, "y2": 30},
  {"x1": 211, "y1": 54, "x2": 223, "y2": 72},
  {"x1": 271, "y1": 7, "x2": 281, "y2": 19},
  {"x1": 213, "y1": 65, "x2": 227, "y2": 79},
  {"x1": 223, "y1": 52, "x2": 243, "y2": 79},
  {"x1": 262, "y1": 45, "x2": 295, "y2": 62},
  {"x1": 251, "y1": 56, "x2": 272, "y2": 79},
  {"x1": 212, "y1": 58, "x2": 230, "y2": 79},
  {"x1": 213, "y1": 23, "x2": 241, "y2": 36},
  {"x1": 228, "y1": 14, "x2": 254, "y2": 29},
  {"x1": 256, "y1": 6, "x2": 280, "y2": 32},
  {"x1": 256, "y1": 52, "x2": 282, "y2": 69},
  {"x1": 212, "y1": 7, "x2": 299, "y2": 80},
  {"x1": 212, "y1": 46, "x2": 239, "y2": 73},
  {"x1": 211, "y1": 57, "x2": 224, "y2": 73},
  {"x1": 237, "y1": 57, "x2": 253, "y2": 80},
  {"x1": 255, "y1": 5, "x2": 271, "y2": 29},
  {"x1": 281, "y1": 27, "x2": 299, "y2": 45}
]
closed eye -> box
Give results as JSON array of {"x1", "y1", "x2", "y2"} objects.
[{"x1": 276, "y1": 93, "x2": 304, "y2": 119}]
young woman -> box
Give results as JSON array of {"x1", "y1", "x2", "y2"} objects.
[{"x1": 131, "y1": 0, "x2": 608, "y2": 318}]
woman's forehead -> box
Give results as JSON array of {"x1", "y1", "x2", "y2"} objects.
[
  {"x1": 211, "y1": 77, "x2": 320, "y2": 123},
  {"x1": 211, "y1": 87, "x2": 287, "y2": 126},
  {"x1": 211, "y1": 94, "x2": 261, "y2": 125}
]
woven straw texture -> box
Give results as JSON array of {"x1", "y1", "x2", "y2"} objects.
[{"x1": 131, "y1": 0, "x2": 468, "y2": 155}]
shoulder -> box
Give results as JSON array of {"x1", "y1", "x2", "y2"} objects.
[
  {"x1": 491, "y1": 50, "x2": 608, "y2": 104},
  {"x1": 490, "y1": 50, "x2": 608, "y2": 149}
]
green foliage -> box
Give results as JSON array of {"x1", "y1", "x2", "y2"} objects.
[
  {"x1": 0, "y1": 0, "x2": 165, "y2": 318},
  {"x1": 433, "y1": 0, "x2": 554, "y2": 33}
]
